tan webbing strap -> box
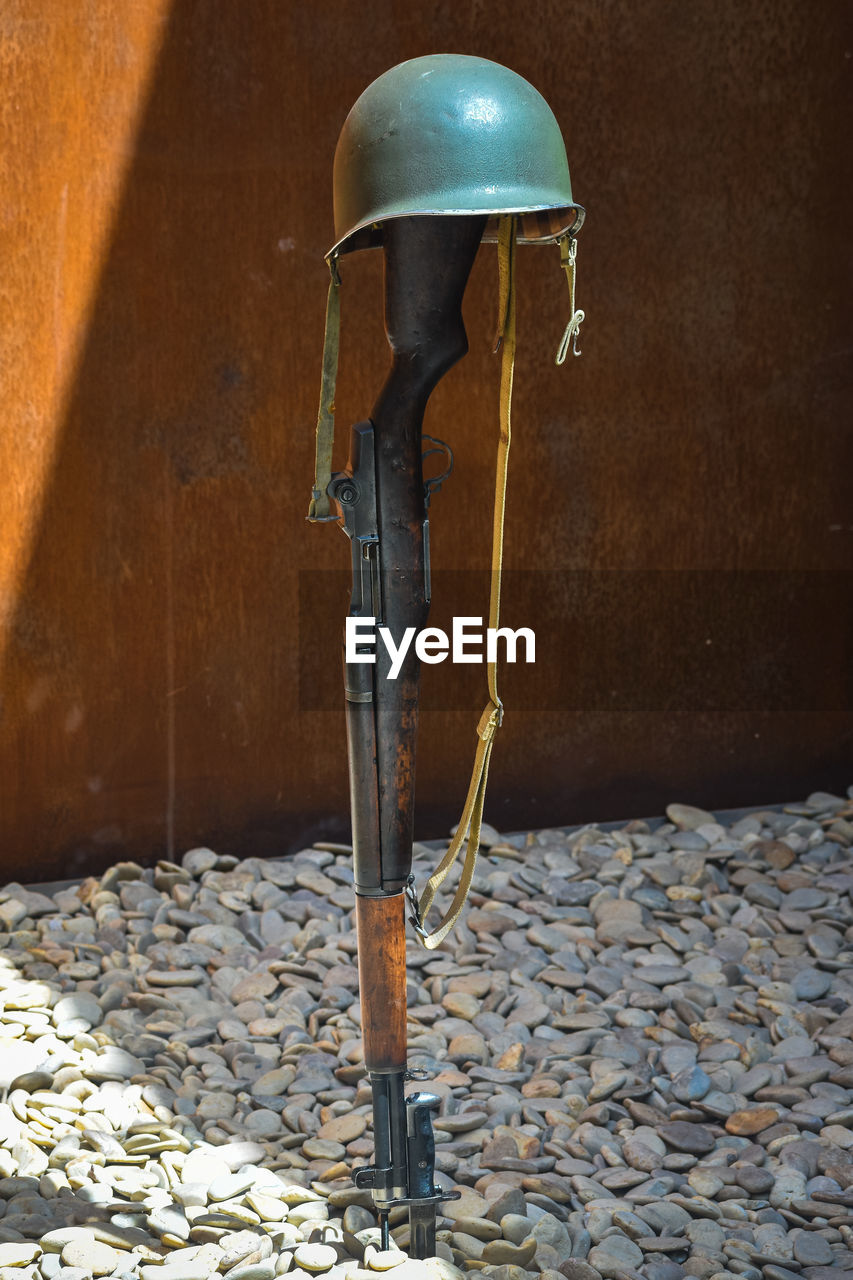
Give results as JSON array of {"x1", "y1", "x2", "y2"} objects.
[
  {"x1": 413, "y1": 216, "x2": 517, "y2": 950},
  {"x1": 307, "y1": 254, "x2": 342, "y2": 521}
]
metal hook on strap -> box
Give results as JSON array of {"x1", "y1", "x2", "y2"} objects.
[{"x1": 556, "y1": 235, "x2": 585, "y2": 363}]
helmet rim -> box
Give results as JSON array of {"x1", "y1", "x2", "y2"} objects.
[
  {"x1": 327, "y1": 203, "x2": 586, "y2": 261},
  {"x1": 329, "y1": 54, "x2": 584, "y2": 260}
]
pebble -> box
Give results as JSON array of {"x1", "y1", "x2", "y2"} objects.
[
  {"x1": 0, "y1": 790, "x2": 850, "y2": 1280},
  {"x1": 209, "y1": 1171, "x2": 257, "y2": 1202},
  {"x1": 0, "y1": 1245, "x2": 42, "y2": 1266},
  {"x1": 726, "y1": 1108, "x2": 781, "y2": 1135},
  {"x1": 143, "y1": 1266, "x2": 212, "y2": 1280},
  {"x1": 735, "y1": 1165, "x2": 775, "y2": 1195},
  {"x1": 294, "y1": 1244, "x2": 339, "y2": 1272},
  {"x1": 60, "y1": 1242, "x2": 119, "y2": 1275},
  {"x1": 790, "y1": 1232, "x2": 834, "y2": 1266},
  {"x1": 558, "y1": 1264, "x2": 601, "y2": 1280},
  {"x1": 589, "y1": 1235, "x2": 645, "y2": 1275},
  {"x1": 659, "y1": 1121, "x2": 716, "y2": 1153},
  {"x1": 667, "y1": 802, "x2": 717, "y2": 829},
  {"x1": 673, "y1": 1064, "x2": 712, "y2": 1102},
  {"x1": 481, "y1": 1239, "x2": 537, "y2": 1266},
  {"x1": 317, "y1": 1114, "x2": 367, "y2": 1143},
  {"x1": 370, "y1": 1249, "x2": 412, "y2": 1270}
]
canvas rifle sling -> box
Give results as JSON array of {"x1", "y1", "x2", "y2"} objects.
[
  {"x1": 411, "y1": 215, "x2": 517, "y2": 950},
  {"x1": 412, "y1": 222, "x2": 585, "y2": 948}
]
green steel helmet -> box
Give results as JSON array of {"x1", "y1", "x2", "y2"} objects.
[
  {"x1": 308, "y1": 52, "x2": 586, "y2": 524},
  {"x1": 329, "y1": 53, "x2": 584, "y2": 258}
]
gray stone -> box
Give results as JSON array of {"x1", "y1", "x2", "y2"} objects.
[
  {"x1": 343, "y1": 1205, "x2": 375, "y2": 1235},
  {"x1": 659, "y1": 1121, "x2": 716, "y2": 1154},
  {"x1": 666, "y1": 803, "x2": 717, "y2": 830},
  {"x1": 769, "y1": 1169, "x2": 808, "y2": 1207},
  {"x1": 673, "y1": 1065, "x2": 712, "y2": 1102},
  {"x1": 636, "y1": 1203, "x2": 692, "y2": 1234},
  {"x1": 182, "y1": 846, "x2": 219, "y2": 874},
  {"x1": 52, "y1": 992, "x2": 102, "y2": 1028},
  {"x1": 499, "y1": 1215, "x2": 532, "y2": 1246},
  {"x1": 684, "y1": 1220, "x2": 725, "y2": 1251},
  {"x1": 557, "y1": 1263, "x2": 601, "y2": 1280},
  {"x1": 734, "y1": 1165, "x2": 774, "y2": 1196},
  {"x1": 486, "y1": 1189, "x2": 527, "y2": 1222},
  {"x1": 790, "y1": 1233, "x2": 834, "y2": 1266},
  {"x1": 589, "y1": 1236, "x2": 644, "y2": 1276},
  {"x1": 792, "y1": 968, "x2": 833, "y2": 1000}
]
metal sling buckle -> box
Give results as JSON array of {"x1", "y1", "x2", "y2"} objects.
[{"x1": 405, "y1": 874, "x2": 427, "y2": 938}]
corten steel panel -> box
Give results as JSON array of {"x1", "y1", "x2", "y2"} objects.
[{"x1": 1, "y1": 1, "x2": 851, "y2": 880}]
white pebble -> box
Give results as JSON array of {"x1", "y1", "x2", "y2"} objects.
[
  {"x1": 0, "y1": 1243, "x2": 42, "y2": 1266},
  {"x1": 294, "y1": 1244, "x2": 339, "y2": 1273},
  {"x1": 60, "y1": 1240, "x2": 119, "y2": 1275}
]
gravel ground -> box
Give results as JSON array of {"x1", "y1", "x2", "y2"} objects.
[{"x1": 1, "y1": 789, "x2": 852, "y2": 1280}]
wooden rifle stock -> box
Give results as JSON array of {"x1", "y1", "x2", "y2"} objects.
[
  {"x1": 329, "y1": 216, "x2": 485, "y2": 1257},
  {"x1": 355, "y1": 893, "x2": 407, "y2": 1072}
]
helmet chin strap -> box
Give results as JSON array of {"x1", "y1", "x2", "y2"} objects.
[
  {"x1": 556, "y1": 234, "x2": 585, "y2": 363},
  {"x1": 309, "y1": 228, "x2": 585, "y2": 520},
  {"x1": 307, "y1": 252, "x2": 342, "y2": 522}
]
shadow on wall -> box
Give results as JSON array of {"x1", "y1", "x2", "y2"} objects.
[
  {"x1": 1, "y1": 4, "x2": 368, "y2": 878},
  {"x1": 3, "y1": 3, "x2": 546, "y2": 879}
]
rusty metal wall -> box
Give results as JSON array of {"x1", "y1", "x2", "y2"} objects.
[{"x1": 1, "y1": 1, "x2": 851, "y2": 880}]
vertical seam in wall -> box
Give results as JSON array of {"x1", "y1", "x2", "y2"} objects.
[{"x1": 164, "y1": 455, "x2": 176, "y2": 861}]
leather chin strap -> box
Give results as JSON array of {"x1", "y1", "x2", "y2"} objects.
[{"x1": 307, "y1": 228, "x2": 585, "y2": 520}]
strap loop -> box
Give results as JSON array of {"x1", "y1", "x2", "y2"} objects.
[
  {"x1": 556, "y1": 235, "x2": 585, "y2": 364},
  {"x1": 412, "y1": 215, "x2": 516, "y2": 950},
  {"x1": 307, "y1": 254, "x2": 342, "y2": 521},
  {"x1": 478, "y1": 699, "x2": 503, "y2": 738}
]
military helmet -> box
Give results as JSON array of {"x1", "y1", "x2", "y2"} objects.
[
  {"x1": 329, "y1": 53, "x2": 584, "y2": 259},
  {"x1": 308, "y1": 53, "x2": 586, "y2": 524}
]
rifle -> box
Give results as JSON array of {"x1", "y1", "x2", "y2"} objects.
[
  {"x1": 306, "y1": 51, "x2": 584, "y2": 1263},
  {"x1": 327, "y1": 215, "x2": 485, "y2": 1258}
]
